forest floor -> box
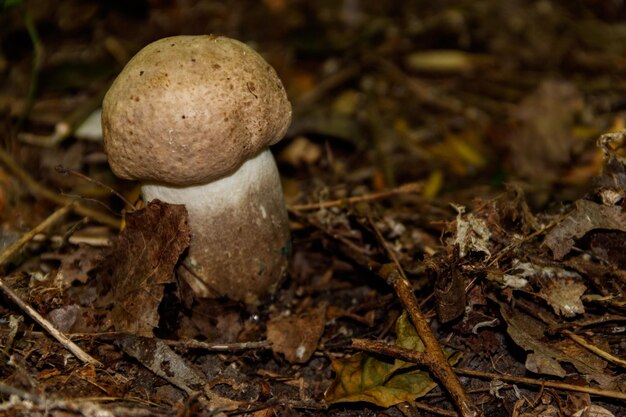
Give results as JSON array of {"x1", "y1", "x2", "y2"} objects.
[{"x1": 0, "y1": 1, "x2": 625, "y2": 416}]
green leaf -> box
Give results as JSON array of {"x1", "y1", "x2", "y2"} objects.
[{"x1": 325, "y1": 312, "x2": 461, "y2": 408}]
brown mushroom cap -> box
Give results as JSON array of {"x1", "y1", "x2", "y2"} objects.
[{"x1": 102, "y1": 35, "x2": 291, "y2": 185}]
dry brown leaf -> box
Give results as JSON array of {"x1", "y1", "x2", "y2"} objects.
[
  {"x1": 434, "y1": 250, "x2": 466, "y2": 323},
  {"x1": 540, "y1": 277, "x2": 586, "y2": 317},
  {"x1": 589, "y1": 230, "x2": 626, "y2": 269},
  {"x1": 452, "y1": 204, "x2": 491, "y2": 259},
  {"x1": 544, "y1": 199, "x2": 626, "y2": 260},
  {"x1": 100, "y1": 200, "x2": 190, "y2": 336},
  {"x1": 498, "y1": 302, "x2": 612, "y2": 387},
  {"x1": 267, "y1": 302, "x2": 327, "y2": 363},
  {"x1": 278, "y1": 136, "x2": 322, "y2": 166},
  {"x1": 506, "y1": 80, "x2": 582, "y2": 180},
  {"x1": 42, "y1": 245, "x2": 103, "y2": 285},
  {"x1": 116, "y1": 334, "x2": 205, "y2": 394},
  {"x1": 572, "y1": 405, "x2": 615, "y2": 417}
]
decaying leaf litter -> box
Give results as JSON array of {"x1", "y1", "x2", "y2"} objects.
[{"x1": 1, "y1": 2, "x2": 626, "y2": 416}]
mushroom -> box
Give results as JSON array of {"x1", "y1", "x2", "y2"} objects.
[{"x1": 102, "y1": 35, "x2": 292, "y2": 304}]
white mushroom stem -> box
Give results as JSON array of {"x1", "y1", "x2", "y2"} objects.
[{"x1": 142, "y1": 149, "x2": 290, "y2": 304}]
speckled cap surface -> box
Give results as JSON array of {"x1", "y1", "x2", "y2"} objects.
[{"x1": 102, "y1": 35, "x2": 292, "y2": 185}]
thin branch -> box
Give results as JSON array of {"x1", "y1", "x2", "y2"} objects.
[
  {"x1": 0, "y1": 383, "x2": 161, "y2": 416},
  {"x1": 0, "y1": 204, "x2": 72, "y2": 268},
  {"x1": 352, "y1": 338, "x2": 429, "y2": 364},
  {"x1": 289, "y1": 182, "x2": 422, "y2": 212},
  {"x1": 402, "y1": 401, "x2": 459, "y2": 417},
  {"x1": 19, "y1": 86, "x2": 109, "y2": 147},
  {"x1": 0, "y1": 278, "x2": 102, "y2": 367},
  {"x1": 562, "y1": 329, "x2": 626, "y2": 368},
  {"x1": 368, "y1": 218, "x2": 476, "y2": 417},
  {"x1": 488, "y1": 213, "x2": 568, "y2": 267},
  {"x1": 0, "y1": 147, "x2": 121, "y2": 229},
  {"x1": 0, "y1": 204, "x2": 102, "y2": 367},
  {"x1": 378, "y1": 266, "x2": 476, "y2": 417},
  {"x1": 164, "y1": 339, "x2": 271, "y2": 352},
  {"x1": 56, "y1": 165, "x2": 136, "y2": 211},
  {"x1": 352, "y1": 339, "x2": 626, "y2": 401},
  {"x1": 455, "y1": 368, "x2": 626, "y2": 401},
  {"x1": 295, "y1": 64, "x2": 361, "y2": 109}
]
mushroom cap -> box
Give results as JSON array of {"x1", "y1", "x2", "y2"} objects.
[{"x1": 102, "y1": 35, "x2": 292, "y2": 185}]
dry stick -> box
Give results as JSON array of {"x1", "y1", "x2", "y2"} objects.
[
  {"x1": 488, "y1": 213, "x2": 568, "y2": 267},
  {"x1": 0, "y1": 278, "x2": 102, "y2": 367},
  {"x1": 0, "y1": 383, "x2": 164, "y2": 416},
  {"x1": 455, "y1": 368, "x2": 626, "y2": 401},
  {"x1": 378, "y1": 267, "x2": 476, "y2": 417},
  {"x1": 295, "y1": 64, "x2": 361, "y2": 109},
  {"x1": 0, "y1": 204, "x2": 72, "y2": 267},
  {"x1": 0, "y1": 282, "x2": 105, "y2": 370},
  {"x1": 19, "y1": 86, "x2": 109, "y2": 147},
  {"x1": 0, "y1": 204, "x2": 103, "y2": 368},
  {"x1": 352, "y1": 339, "x2": 626, "y2": 402},
  {"x1": 55, "y1": 165, "x2": 136, "y2": 212},
  {"x1": 289, "y1": 182, "x2": 422, "y2": 212},
  {"x1": 562, "y1": 329, "x2": 626, "y2": 368},
  {"x1": 164, "y1": 339, "x2": 271, "y2": 352},
  {"x1": 0, "y1": 147, "x2": 121, "y2": 229},
  {"x1": 403, "y1": 401, "x2": 459, "y2": 417},
  {"x1": 368, "y1": 219, "x2": 476, "y2": 417}
]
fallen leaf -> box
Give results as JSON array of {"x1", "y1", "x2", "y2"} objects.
[
  {"x1": 572, "y1": 405, "x2": 615, "y2": 417},
  {"x1": 99, "y1": 200, "x2": 190, "y2": 336},
  {"x1": 544, "y1": 199, "x2": 626, "y2": 260},
  {"x1": 116, "y1": 334, "x2": 205, "y2": 394},
  {"x1": 47, "y1": 304, "x2": 80, "y2": 332},
  {"x1": 589, "y1": 230, "x2": 626, "y2": 269},
  {"x1": 540, "y1": 277, "x2": 586, "y2": 317},
  {"x1": 325, "y1": 312, "x2": 460, "y2": 407},
  {"x1": 434, "y1": 250, "x2": 466, "y2": 323},
  {"x1": 592, "y1": 142, "x2": 626, "y2": 194},
  {"x1": 518, "y1": 404, "x2": 560, "y2": 417},
  {"x1": 498, "y1": 302, "x2": 612, "y2": 387},
  {"x1": 115, "y1": 335, "x2": 241, "y2": 412},
  {"x1": 42, "y1": 244, "x2": 103, "y2": 285},
  {"x1": 267, "y1": 302, "x2": 327, "y2": 363},
  {"x1": 506, "y1": 80, "x2": 582, "y2": 180},
  {"x1": 278, "y1": 136, "x2": 322, "y2": 166},
  {"x1": 452, "y1": 204, "x2": 491, "y2": 259}
]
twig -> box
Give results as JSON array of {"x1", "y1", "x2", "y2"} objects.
[
  {"x1": 351, "y1": 340, "x2": 626, "y2": 401},
  {"x1": 295, "y1": 64, "x2": 361, "y2": 109},
  {"x1": 352, "y1": 338, "x2": 429, "y2": 364},
  {"x1": 18, "y1": 87, "x2": 109, "y2": 147},
  {"x1": 368, "y1": 54, "x2": 469, "y2": 116},
  {"x1": 164, "y1": 339, "x2": 271, "y2": 351},
  {"x1": 562, "y1": 329, "x2": 626, "y2": 368},
  {"x1": 0, "y1": 146, "x2": 121, "y2": 229},
  {"x1": 368, "y1": 219, "x2": 476, "y2": 417},
  {"x1": 454, "y1": 368, "x2": 626, "y2": 401},
  {"x1": 0, "y1": 278, "x2": 102, "y2": 367},
  {"x1": 0, "y1": 204, "x2": 102, "y2": 367},
  {"x1": 0, "y1": 383, "x2": 161, "y2": 416},
  {"x1": 289, "y1": 182, "x2": 422, "y2": 212},
  {"x1": 0, "y1": 204, "x2": 72, "y2": 268},
  {"x1": 488, "y1": 213, "x2": 568, "y2": 267},
  {"x1": 377, "y1": 267, "x2": 476, "y2": 417},
  {"x1": 401, "y1": 401, "x2": 459, "y2": 417},
  {"x1": 56, "y1": 165, "x2": 136, "y2": 211}
]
